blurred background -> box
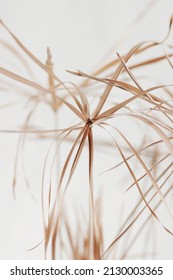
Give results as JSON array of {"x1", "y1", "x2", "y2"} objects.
[{"x1": 0, "y1": 0, "x2": 173, "y2": 259}]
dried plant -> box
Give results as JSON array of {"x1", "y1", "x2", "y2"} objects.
[{"x1": 0, "y1": 15, "x2": 173, "y2": 260}]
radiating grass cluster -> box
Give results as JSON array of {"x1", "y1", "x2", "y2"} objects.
[{"x1": 0, "y1": 16, "x2": 173, "y2": 259}]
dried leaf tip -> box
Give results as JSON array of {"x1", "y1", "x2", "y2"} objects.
[
  {"x1": 46, "y1": 46, "x2": 53, "y2": 65},
  {"x1": 116, "y1": 51, "x2": 123, "y2": 63},
  {"x1": 116, "y1": 51, "x2": 121, "y2": 58},
  {"x1": 169, "y1": 15, "x2": 173, "y2": 28}
]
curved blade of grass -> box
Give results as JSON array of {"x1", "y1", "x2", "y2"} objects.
[
  {"x1": 41, "y1": 122, "x2": 83, "y2": 231},
  {"x1": 126, "y1": 154, "x2": 171, "y2": 192},
  {"x1": 44, "y1": 125, "x2": 89, "y2": 254},
  {"x1": 104, "y1": 172, "x2": 173, "y2": 258},
  {"x1": 0, "y1": 20, "x2": 62, "y2": 84},
  {"x1": 126, "y1": 113, "x2": 173, "y2": 157},
  {"x1": 91, "y1": 40, "x2": 153, "y2": 118},
  {"x1": 88, "y1": 127, "x2": 100, "y2": 259},
  {"x1": 67, "y1": 81, "x2": 90, "y2": 117},
  {"x1": 71, "y1": 69, "x2": 173, "y2": 113},
  {"x1": 0, "y1": 20, "x2": 85, "y2": 108},
  {"x1": 63, "y1": 82, "x2": 88, "y2": 117},
  {"x1": 101, "y1": 137, "x2": 173, "y2": 175},
  {"x1": 99, "y1": 124, "x2": 173, "y2": 257},
  {"x1": 120, "y1": 174, "x2": 173, "y2": 259},
  {"x1": 121, "y1": 161, "x2": 173, "y2": 240},
  {"x1": 100, "y1": 122, "x2": 173, "y2": 229},
  {"x1": 113, "y1": 125, "x2": 173, "y2": 221},
  {"x1": 0, "y1": 66, "x2": 85, "y2": 120},
  {"x1": 116, "y1": 52, "x2": 143, "y2": 90}
]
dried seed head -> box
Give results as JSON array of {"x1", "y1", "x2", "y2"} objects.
[{"x1": 46, "y1": 46, "x2": 53, "y2": 65}]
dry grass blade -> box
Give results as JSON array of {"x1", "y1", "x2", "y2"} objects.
[
  {"x1": 88, "y1": 127, "x2": 100, "y2": 259},
  {"x1": 104, "y1": 171, "x2": 173, "y2": 258},
  {"x1": 120, "y1": 171, "x2": 173, "y2": 259},
  {"x1": 41, "y1": 123, "x2": 83, "y2": 224},
  {"x1": 120, "y1": 162, "x2": 173, "y2": 244},
  {"x1": 0, "y1": 66, "x2": 49, "y2": 94},
  {"x1": 113, "y1": 125, "x2": 173, "y2": 222},
  {"x1": 0, "y1": 38, "x2": 36, "y2": 79},
  {"x1": 69, "y1": 69, "x2": 173, "y2": 112},
  {"x1": 44, "y1": 126, "x2": 89, "y2": 254},
  {"x1": 81, "y1": 14, "x2": 173, "y2": 83},
  {"x1": 116, "y1": 52, "x2": 143, "y2": 90},
  {"x1": 62, "y1": 83, "x2": 87, "y2": 117},
  {"x1": 0, "y1": 20, "x2": 89, "y2": 107},
  {"x1": 101, "y1": 137, "x2": 173, "y2": 175},
  {"x1": 116, "y1": 137, "x2": 162, "y2": 221},
  {"x1": 98, "y1": 122, "x2": 173, "y2": 251},
  {"x1": 127, "y1": 113, "x2": 173, "y2": 157},
  {"x1": 0, "y1": 20, "x2": 62, "y2": 84},
  {"x1": 49, "y1": 128, "x2": 90, "y2": 253},
  {"x1": 67, "y1": 82, "x2": 90, "y2": 116},
  {"x1": 97, "y1": 125, "x2": 157, "y2": 257},
  {"x1": 91, "y1": 40, "x2": 152, "y2": 118},
  {"x1": 126, "y1": 154, "x2": 171, "y2": 192},
  {"x1": 0, "y1": 66, "x2": 86, "y2": 120},
  {"x1": 96, "y1": 90, "x2": 144, "y2": 120},
  {"x1": 45, "y1": 46, "x2": 59, "y2": 111}
]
